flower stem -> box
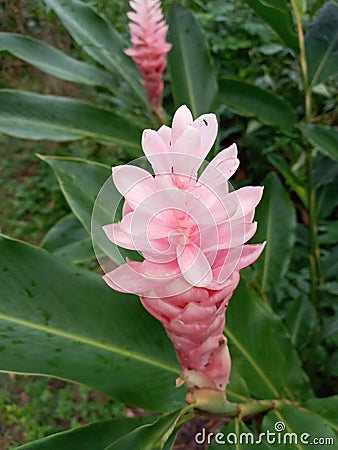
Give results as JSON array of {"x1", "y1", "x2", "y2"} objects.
[
  {"x1": 186, "y1": 387, "x2": 297, "y2": 418},
  {"x1": 290, "y1": 0, "x2": 321, "y2": 307}
]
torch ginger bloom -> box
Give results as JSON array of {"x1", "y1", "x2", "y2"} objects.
[
  {"x1": 125, "y1": 0, "x2": 172, "y2": 116},
  {"x1": 102, "y1": 105, "x2": 265, "y2": 398}
]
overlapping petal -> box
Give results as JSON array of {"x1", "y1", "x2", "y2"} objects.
[{"x1": 142, "y1": 105, "x2": 219, "y2": 177}]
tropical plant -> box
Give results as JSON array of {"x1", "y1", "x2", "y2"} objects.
[{"x1": 0, "y1": 0, "x2": 337, "y2": 448}]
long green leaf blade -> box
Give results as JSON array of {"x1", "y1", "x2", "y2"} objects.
[
  {"x1": 0, "y1": 235, "x2": 184, "y2": 412},
  {"x1": 44, "y1": 0, "x2": 147, "y2": 107},
  {"x1": 226, "y1": 281, "x2": 312, "y2": 401},
  {"x1": 244, "y1": 0, "x2": 299, "y2": 51},
  {"x1": 253, "y1": 172, "x2": 297, "y2": 293},
  {"x1": 105, "y1": 409, "x2": 187, "y2": 450},
  {"x1": 167, "y1": 5, "x2": 218, "y2": 117},
  {"x1": 303, "y1": 396, "x2": 338, "y2": 433},
  {"x1": 263, "y1": 404, "x2": 336, "y2": 448},
  {"x1": 0, "y1": 90, "x2": 142, "y2": 153},
  {"x1": 39, "y1": 156, "x2": 111, "y2": 232},
  {"x1": 300, "y1": 124, "x2": 338, "y2": 162},
  {"x1": 16, "y1": 417, "x2": 156, "y2": 450},
  {"x1": 219, "y1": 78, "x2": 297, "y2": 134},
  {"x1": 42, "y1": 214, "x2": 95, "y2": 264},
  {"x1": 267, "y1": 154, "x2": 308, "y2": 206},
  {"x1": 0, "y1": 33, "x2": 115, "y2": 89}
]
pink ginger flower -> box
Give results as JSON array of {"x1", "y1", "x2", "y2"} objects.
[
  {"x1": 125, "y1": 0, "x2": 172, "y2": 115},
  {"x1": 102, "y1": 105, "x2": 265, "y2": 396}
]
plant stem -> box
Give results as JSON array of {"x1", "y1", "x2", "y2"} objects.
[
  {"x1": 306, "y1": 147, "x2": 321, "y2": 307},
  {"x1": 175, "y1": 404, "x2": 196, "y2": 428},
  {"x1": 186, "y1": 388, "x2": 297, "y2": 418},
  {"x1": 290, "y1": 0, "x2": 321, "y2": 307}
]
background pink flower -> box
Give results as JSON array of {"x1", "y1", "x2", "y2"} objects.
[{"x1": 125, "y1": 0, "x2": 172, "y2": 115}]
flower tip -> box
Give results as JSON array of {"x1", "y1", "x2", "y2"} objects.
[
  {"x1": 141, "y1": 128, "x2": 153, "y2": 141},
  {"x1": 230, "y1": 142, "x2": 238, "y2": 156},
  {"x1": 254, "y1": 185, "x2": 265, "y2": 203},
  {"x1": 173, "y1": 105, "x2": 194, "y2": 123},
  {"x1": 177, "y1": 104, "x2": 191, "y2": 113},
  {"x1": 111, "y1": 166, "x2": 121, "y2": 176}
]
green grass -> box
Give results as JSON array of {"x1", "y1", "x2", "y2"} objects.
[
  {"x1": 0, "y1": 373, "x2": 125, "y2": 449},
  {"x1": 0, "y1": 135, "x2": 68, "y2": 244}
]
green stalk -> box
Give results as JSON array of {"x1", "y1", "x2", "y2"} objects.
[
  {"x1": 290, "y1": 0, "x2": 321, "y2": 307},
  {"x1": 306, "y1": 146, "x2": 321, "y2": 307},
  {"x1": 290, "y1": 1, "x2": 322, "y2": 384},
  {"x1": 186, "y1": 387, "x2": 297, "y2": 417}
]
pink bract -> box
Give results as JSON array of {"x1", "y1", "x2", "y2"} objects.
[
  {"x1": 125, "y1": 0, "x2": 172, "y2": 114},
  {"x1": 102, "y1": 105, "x2": 265, "y2": 394}
]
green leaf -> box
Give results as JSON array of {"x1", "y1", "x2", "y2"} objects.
[
  {"x1": 40, "y1": 156, "x2": 140, "y2": 265},
  {"x1": 318, "y1": 221, "x2": 338, "y2": 245},
  {"x1": 225, "y1": 281, "x2": 312, "y2": 401},
  {"x1": 16, "y1": 417, "x2": 156, "y2": 450},
  {"x1": 316, "y1": 183, "x2": 338, "y2": 220},
  {"x1": 162, "y1": 430, "x2": 179, "y2": 450},
  {"x1": 167, "y1": 5, "x2": 218, "y2": 117},
  {"x1": 319, "y1": 282, "x2": 338, "y2": 298},
  {"x1": 259, "y1": 43, "x2": 284, "y2": 55},
  {"x1": 253, "y1": 172, "x2": 297, "y2": 293},
  {"x1": 300, "y1": 124, "x2": 338, "y2": 162},
  {"x1": 0, "y1": 90, "x2": 142, "y2": 154},
  {"x1": 313, "y1": 155, "x2": 338, "y2": 187},
  {"x1": 244, "y1": 0, "x2": 299, "y2": 51},
  {"x1": 42, "y1": 214, "x2": 95, "y2": 264},
  {"x1": 209, "y1": 419, "x2": 271, "y2": 449},
  {"x1": 262, "y1": 403, "x2": 336, "y2": 448},
  {"x1": 0, "y1": 33, "x2": 115, "y2": 90},
  {"x1": 0, "y1": 235, "x2": 184, "y2": 412},
  {"x1": 267, "y1": 154, "x2": 308, "y2": 206},
  {"x1": 305, "y1": 1, "x2": 338, "y2": 87},
  {"x1": 303, "y1": 396, "x2": 338, "y2": 434},
  {"x1": 44, "y1": 0, "x2": 147, "y2": 107},
  {"x1": 322, "y1": 247, "x2": 338, "y2": 281},
  {"x1": 39, "y1": 156, "x2": 111, "y2": 232},
  {"x1": 218, "y1": 79, "x2": 297, "y2": 134},
  {"x1": 105, "y1": 408, "x2": 188, "y2": 450},
  {"x1": 318, "y1": 315, "x2": 338, "y2": 343},
  {"x1": 285, "y1": 295, "x2": 316, "y2": 351}
]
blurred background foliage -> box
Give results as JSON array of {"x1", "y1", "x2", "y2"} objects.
[{"x1": 0, "y1": 0, "x2": 337, "y2": 448}]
